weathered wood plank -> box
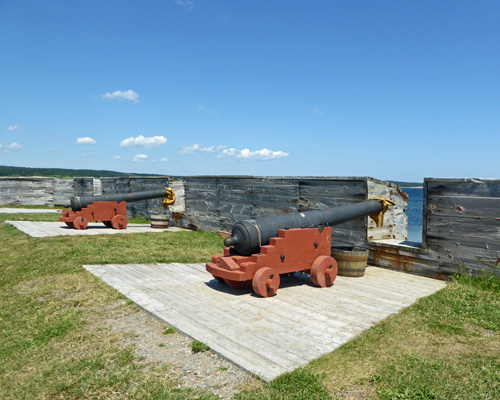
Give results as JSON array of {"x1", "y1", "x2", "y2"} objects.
[
  {"x1": 367, "y1": 180, "x2": 408, "y2": 207},
  {"x1": 426, "y1": 178, "x2": 500, "y2": 198},
  {"x1": 368, "y1": 249, "x2": 448, "y2": 279},
  {"x1": 298, "y1": 180, "x2": 365, "y2": 211},
  {"x1": 182, "y1": 212, "x2": 220, "y2": 232},
  {"x1": 98, "y1": 177, "x2": 169, "y2": 219},
  {"x1": 331, "y1": 227, "x2": 366, "y2": 246},
  {"x1": 52, "y1": 179, "x2": 74, "y2": 206},
  {"x1": 120, "y1": 265, "x2": 313, "y2": 368},
  {"x1": 368, "y1": 239, "x2": 500, "y2": 278},
  {"x1": 425, "y1": 233, "x2": 500, "y2": 252},
  {"x1": 367, "y1": 179, "x2": 408, "y2": 241},
  {"x1": 299, "y1": 179, "x2": 366, "y2": 193},
  {"x1": 73, "y1": 177, "x2": 96, "y2": 196},
  {"x1": 84, "y1": 262, "x2": 446, "y2": 381},
  {"x1": 298, "y1": 196, "x2": 361, "y2": 211},
  {"x1": 169, "y1": 180, "x2": 185, "y2": 214},
  {"x1": 427, "y1": 195, "x2": 500, "y2": 219},
  {"x1": 426, "y1": 215, "x2": 500, "y2": 240},
  {"x1": 0, "y1": 178, "x2": 54, "y2": 206}
]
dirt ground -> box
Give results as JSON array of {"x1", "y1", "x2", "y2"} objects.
[{"x1": 103, "y1": 300, "x2": 259, "y2": 399}]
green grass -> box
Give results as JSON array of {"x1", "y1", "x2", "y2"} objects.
[
  {"x1": 191, "y1": 341, "x2": 210, "y2": 353},
  {"x1": 1, "y1": 211, "x2": 500, "y2": 399},
  {"x1": 0, "y1": 204, "x2": 60, "y2": 209},
  {"x1": 0, "y1": 211, "x2": 224, "y2": 399}
]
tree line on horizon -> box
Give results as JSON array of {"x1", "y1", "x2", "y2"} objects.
[
  {"x1": 0, "y1": 165, "x2": 421, "y2": 186},
  {"x1": 0, "y1": 165, "x2": 156, "y2": 179}
]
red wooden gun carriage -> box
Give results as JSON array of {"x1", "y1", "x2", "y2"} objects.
[{"x1": 207, "y1": 198, "x2": 394, "y2": 297}]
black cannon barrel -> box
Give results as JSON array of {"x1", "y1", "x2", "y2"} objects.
[
  {"x1": 68, "y1": 188, "x2": 169, "y2": 212},
  {"x1": 223, "y1": 199, "x2": 385, "y2": 256}
]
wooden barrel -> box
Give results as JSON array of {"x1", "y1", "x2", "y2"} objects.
[
  {"x1": 332, "y1": 247, "x2": 369, "y2": 277},
  {"x1": 150, "y1": 214, "x2": 170, "y2": 229}
]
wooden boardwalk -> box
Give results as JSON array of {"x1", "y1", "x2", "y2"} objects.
[
  {"x1": 84, "y1": 262, "x2": 447, "y2": 381},
  {"x1": 6, "y1": 221, "x2": 190, "y2": 238},
  {"x1": 0, "y1": 207, "x2": 58, "y2": 213}
]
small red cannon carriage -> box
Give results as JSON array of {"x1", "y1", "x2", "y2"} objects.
[
  {"x1": 206, "y1": 198, "x2": 394, "y2": 297},
  {"x1": 59, "y1": 187, "x2": 175, "y2": 230}
]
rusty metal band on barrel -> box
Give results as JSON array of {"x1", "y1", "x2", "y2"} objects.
[{"x1": 248, "y1": 221, "x2": 262, "y2": 248}]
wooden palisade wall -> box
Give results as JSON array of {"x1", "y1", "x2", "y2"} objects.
[
  {"x1": 0, "y1": 175, "x2": 406, "y2": 244},
  {"x1": 368, "y1": 177, "x2": 500, "y2": 279},
  {"x1": 0, "y1": 177, "x2": 73, "y2": 206},
  {"x1": 0, "y1": 176, "x2": 170, "y2": 219},
  {"x1": 424, "y1": 178, "x2": 500, "y2": 276},
  {"x1": 100, "y1": 176, "x2": 170, "y2": 219},
  {"x1": 2, "y1": 175, "x2": 498, "y2": 279},
  {"x1": 178, "y1": 176, "x2": 407, "y2": 247}
]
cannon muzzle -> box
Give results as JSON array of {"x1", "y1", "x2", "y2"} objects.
[
  {"x1": 224, "y1": 199, "x2": 392, "y2": 256},
  {"x1": 67, "y1": 187, "x2": 173, "y2": 211}
]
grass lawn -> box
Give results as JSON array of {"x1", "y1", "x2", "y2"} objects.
[{"x1": 1, "y1": 211, "x2": 499, "y2": 399}]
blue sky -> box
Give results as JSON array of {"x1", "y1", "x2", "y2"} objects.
[{"x1": 1, "y1": 1, "x2": 499, "y2": 182}]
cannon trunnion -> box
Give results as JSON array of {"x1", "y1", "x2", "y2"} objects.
[
  {"x1": 59, "y1": 187, "x2": 175, "y2": 230},
  {"x1": 206, "y1": 198, "x2": 394, "y2": 297}
]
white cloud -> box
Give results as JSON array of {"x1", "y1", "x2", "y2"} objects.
[
  {"x1": 133, "y1": 154, "x2": 148, "y2": 162},
  {"x1": 217, "y1": 147, "x2": 239, "y2": 158},
  {"x1": 76, "y1": 137, "x2": 96, "y2": 145},
  {"x1": 217, "y1": 147, "x2": 289, "y2": 160},
  {"x1": 179, "y1": 143, "x2": 225, "y2": 154},
  {"x1": 120, "y1": 135, "x2": 167, "y2": 148},
  {"x1": 7, "y1": 124, "x2": 24, "y2": 132},
  {"x1": 176, "y1": 0, "x2": 193, "y2": 10},
  {"x1": 160, "y1": 157, "x2": 169, "y2": 162},
  {"x1": 98, "y1": 89, "x2": 139, "y2": 103},
  {"x1": 312, "y1": 107, "x2": 323, "y2": 116},
  {"x1": 2, "y1": 142, "x2": 24, "y2": 152},
  {"x1": 113, "y1": 155, "x2": 122, "y2": 159},
  {"x1": 198, "y1": 105, "x2": 218, "y2": 114},
  {"x1": 179, "y1": 143, "x2": 287, "y2": 160}
]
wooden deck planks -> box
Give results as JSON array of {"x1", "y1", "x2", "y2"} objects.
[
  {"x1": 0, "y1": 208, "x2": 58, "y2": 214},
  {"x1": 84, "y1": 262, "x2": 446, "y2": 381},
  {"x1": 6, "y1": 221, "x2": 190, "y2": 238},
  {"x1": 118, "y1": 264, "x2": 321, "y2": 363}
]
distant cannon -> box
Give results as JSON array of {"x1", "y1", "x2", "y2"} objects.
[
  {"x1": 59, "y1": 187, "x2": 175, "y2": 230},
  {"x1": 206, "y1": 197, "x2": 394, "y2": 297}
]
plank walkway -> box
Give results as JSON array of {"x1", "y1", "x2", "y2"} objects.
[
  {"x1": 84, "y1": 262, "x2": 447, "y2": 381},
  {"x1": 6, "y1": 221, "x2": 190, "y2": 238},
  {"x1": 0, "y1": 207, "x2": 58, "y2": 214}
]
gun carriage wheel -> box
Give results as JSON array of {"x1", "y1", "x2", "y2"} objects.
[
  {"x1": 310, "y1": 255, "x2": 338, "y2": 288},
  {"x1": 73, "y1": 217, "x2": 88, "y2": 230},
  {"x1": 111, "y1": 215, "x2": 128, "y2": 230},
  {"x1": 252, "y1": 267, "x2": 280, "y2": 297}
]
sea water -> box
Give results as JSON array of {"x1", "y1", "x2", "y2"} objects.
[{"x1": 403, "y1": 187, "x2": 424, "y2": 242}]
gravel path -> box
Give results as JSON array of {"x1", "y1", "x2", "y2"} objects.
[{"x1": 105, "y1": 300, "x2": 258, "y2": 399}]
